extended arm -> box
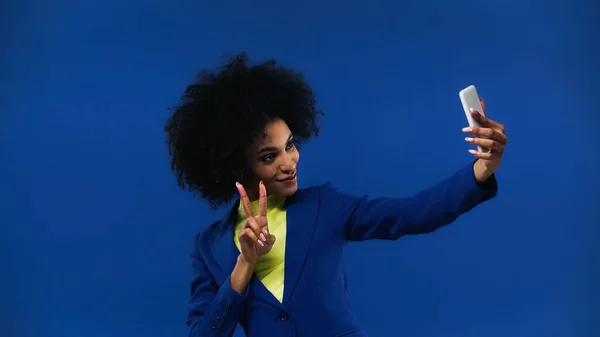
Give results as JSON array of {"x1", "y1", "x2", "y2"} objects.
[{"x1": 339, "y1": 161, "x2": 497, "y2": 242}]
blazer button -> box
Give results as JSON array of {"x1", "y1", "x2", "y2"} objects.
[
  {"x1": 221, "y1": 302, "x2": 228, "y2": 311},
  {"x1": 279, "y1": 315, "x2": 289, "y2": 322}
]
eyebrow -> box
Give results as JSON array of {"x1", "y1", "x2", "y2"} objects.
[{"x1": 257, "y1": 133, "x2": 293, "y2": 155}]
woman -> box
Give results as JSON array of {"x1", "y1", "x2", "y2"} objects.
[{"x1": 165, "y1": 53, "x2": 507, "y2": 337}]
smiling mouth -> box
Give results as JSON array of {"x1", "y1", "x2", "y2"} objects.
[{"x1": 277, "y1": 173, "x2": 297, "y2": 182}]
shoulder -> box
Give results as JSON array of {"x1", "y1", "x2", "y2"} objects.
[
  {"x1": 291, "y1": 182, "x2": 335, "y2": 203},
  {"x1": 298, "y1": 182, "x2": 362, "y2": 210},
  {"x1": 298, "y1": 182, "x2": 329, "y2": 195},
  {"x1": 190, "y1": 219, "x2": 221, "y2": 255},
  {"x1": 296, "y1": 182, "x2": 345, "y2": 196}
]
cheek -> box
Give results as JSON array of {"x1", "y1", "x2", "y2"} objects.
[
  {"x1": 251, "y1": 163, "x2": 277, "y2": 181},
  {"x1": 292, "y1": 148, "x2": 300, "y2": 163}
]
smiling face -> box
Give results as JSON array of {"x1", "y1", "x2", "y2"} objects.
[{"x1": 244, "y1": 119, "x2": 299, "y2": 200}]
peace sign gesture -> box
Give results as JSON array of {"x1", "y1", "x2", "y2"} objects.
[{"x1": 235, "y1": 181, "x2": 276, "y2": 264}]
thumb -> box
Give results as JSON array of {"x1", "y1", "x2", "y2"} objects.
[{"x1": 265, "y1": 234, "x2": 276, "y2": 246}]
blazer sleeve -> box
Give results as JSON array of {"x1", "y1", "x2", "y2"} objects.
[
  {"x1": 187, "y1": 235, "x2": 249, "y2": 337},
  {"x1": 328, "y1": 161, "x2": 498, "y2": 242}
]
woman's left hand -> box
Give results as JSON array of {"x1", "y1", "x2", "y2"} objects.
[{"x1": 463, "y1": 98, "x2": 508, "y2": 180}]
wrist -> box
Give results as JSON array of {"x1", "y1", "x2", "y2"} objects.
[
  {"x1": 237, "y1": 254, "x2": 256, "y2": 270},
  {"x1": 230, "y1": 255, "x2": 255, "y2": 295},
  {"x1": 473, "y1": 159, "x2": 494, "y2": 184}
]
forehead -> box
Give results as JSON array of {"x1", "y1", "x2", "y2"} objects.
[{"x1": 254, "y1": 119, "x2": 291, "y2": 146}]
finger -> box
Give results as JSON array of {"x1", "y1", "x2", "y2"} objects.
[
  {"x1": 465, "y1": 137, "x2": 505, "y2": 154},
  {"x1": 463, "y1": 126, "x2": 508, "y2": 145},
  {"x1": 239, "y1": 227, "x2": 264, "y2": 247},
  {"x1": 468, "y1": 149, "x2": 495, "y2": 160},
  {"x1": 261, "y1": 221, "x2": 270, "y2": 237},
  {"x1": 245, "y1": 217, "x2": 267, "y2": 242},
  {"x1": 235, "y1": 182, "x2": 254, "y2": 218},
  {"x1": 470, "y1": 109, "x2": 506, "y2": 133},
  {"x1": 265, "y1": 234, "x2": 276, "y2": 247},
  {"x1": 254, "y1": 216, "x2": 269, "y2": 237},
  {"x1": 258, "y1": 181, "x2": 268, "y2": 217},
  {"x1": 479, "y1": 98, "x2": 486, "y2": 116}
]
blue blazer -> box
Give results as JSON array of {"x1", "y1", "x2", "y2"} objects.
[{"x1": 187, "y1": 162, "x2": 498, "y2": 337}]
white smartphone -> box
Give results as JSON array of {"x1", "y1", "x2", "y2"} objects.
[{"x1": 459, "y1": 85, "x2": 487, "y2": 152}]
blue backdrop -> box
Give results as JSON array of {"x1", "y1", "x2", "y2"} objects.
[{"x1": 2, "y1": 1, "x2": 598, "y2": 336}]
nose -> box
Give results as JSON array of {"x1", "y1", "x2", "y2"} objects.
[{"x1": 279, "y1": 152, "x2": 296, "y2": 173}]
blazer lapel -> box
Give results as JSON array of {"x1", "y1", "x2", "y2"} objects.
[
  {"x1": 282, "y1": 187, "x2": 319, "y2": 305},
  {"x1": 206, "y1": 205, "x2": 238, "y2": 286}
]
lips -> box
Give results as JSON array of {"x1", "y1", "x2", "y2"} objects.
[{"x1": 277, "y1": 173, "x2": 296, "y2": 182}]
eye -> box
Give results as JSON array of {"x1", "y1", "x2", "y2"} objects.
[
  {"x1": 261, "y1": 153, "x2": 275, "y2": 163},
  {"x1": 285, "y1": 141, "x2": 295, "y2": 151}
]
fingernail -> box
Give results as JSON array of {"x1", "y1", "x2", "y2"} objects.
[
  {"x1": 257, "y1": 240, "x2": 264, "y2": 247},
  {"x1": 468, "y1": 149, "x2": 477, "y2": 154},
  {"x1": 465, "y1": 137, "x2": 474, "y2": 142},
  {"x1": 259, "y1": 181, "x2": 263, "y2": 186},
  {"x1": 462, "y1": 127, "x2": 472, "y2": 132},
  {"x1": 260, "y1": 233, "x2": 266, "y2": 241},
  {"x1": 235, "y1": 182, "x2": 240, "y2": 187}
]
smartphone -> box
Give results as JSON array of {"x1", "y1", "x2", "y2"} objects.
[{"x1": 459, "y1": 85, "x2": 487, "y2": 152}]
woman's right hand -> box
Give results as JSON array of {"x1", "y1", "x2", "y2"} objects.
[{"x1": 235, "y1": 181, "x2": 276, "y2": 265}]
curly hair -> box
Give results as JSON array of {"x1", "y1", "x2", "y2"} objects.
[{"x1": 165, "y1": 52, "x2": 323, "y2": 210}]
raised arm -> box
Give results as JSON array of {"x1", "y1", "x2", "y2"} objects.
[
  {"x1": 188, "y1": 182, "x2": 276, "y2": 336},
  {"x1": 329, "y1": 162, "x2": 498, "y2": 242}
]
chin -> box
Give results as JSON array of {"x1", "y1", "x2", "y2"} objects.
[
  {"x1": 270, "y1": 181, "x2": 298, "y2": 198},
  {"x1": 282, "y1": 184, "x2": 298, "y2": 197}
]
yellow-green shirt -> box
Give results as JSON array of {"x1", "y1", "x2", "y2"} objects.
[{"x1": 233, "y1": 196, "x2": 287, "y2": 303}]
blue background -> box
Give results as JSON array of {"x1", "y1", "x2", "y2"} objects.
[{"x1": 2, "y1": 1, "x2": 599, "y2": 336}]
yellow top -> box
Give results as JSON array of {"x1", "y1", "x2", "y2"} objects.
[{"x1": 234, "y1": 196, "x2": 287, "y2": 303}]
